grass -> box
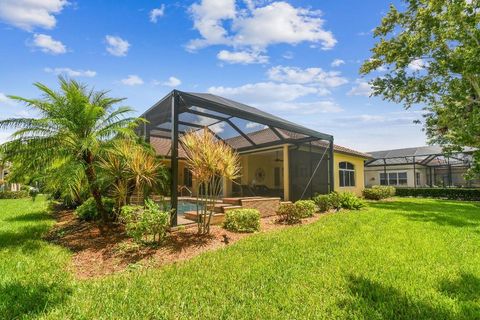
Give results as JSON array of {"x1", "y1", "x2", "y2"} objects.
[{"x1": 1, "y1": 197, "x2": 479, "y2": 319}]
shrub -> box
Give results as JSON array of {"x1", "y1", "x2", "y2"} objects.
[
  {"x1": 0, "y1": 190, "x2": 29, "y2": 199},
  {"x1": 313, "y1": 192, "x2": 342, "y2": 212},
  {"x1": 277, "y1": 203, "x2": 302, "y2": 224},
  {"x1": 363, "y1": 185, "x2": 396, "y2": 200},
  {"x1": 313, "y1": 194, "x2": 331, "y2": 212},
  {"x1": 223, "y1": 209, "x2": 260, "y2": 233},
  {"x1": 294, "y1": 200, "x2": 317, "y2": 218},
  {"x1": 120, "y1": 199, "x2": 171, "y2": 244},
  {"x1": 75, "y1": 197, "x2": 115, "y2": 221},
  {"x1": 395, "y1": 187, "x2": 480, "y2": 201},
  {"x1": 314, "y1": 192, "x2": 364, "y2": 212},
  {"x1": 339, "y1": 192, "x2": 365, "y2": 210}
]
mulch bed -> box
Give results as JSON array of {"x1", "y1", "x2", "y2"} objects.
[{"x1": 45, "y1": 209, "x2": 325, "y2": 279}]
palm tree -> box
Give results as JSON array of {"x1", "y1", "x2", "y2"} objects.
[
  {"x1": 0, "y1": 77, "x2": 141, "y2": 222},
  {"x1": 181, "y1": 128, "x2": 240, "y2": 234},
  {"x1": 99, "y1": 138, "x2": 169, "y2": 208}
]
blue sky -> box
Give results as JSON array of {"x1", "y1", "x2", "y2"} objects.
[{"x1": 0, "y1": 0, "x2": 427, "y2": 152}]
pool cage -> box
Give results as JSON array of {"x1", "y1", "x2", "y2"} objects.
[
  {"x1": 139, "y1": 90, "x2": 334, "y2": 226},
  {"x1": 365, "y1": 146, "x2": 477, "y2": 188}
]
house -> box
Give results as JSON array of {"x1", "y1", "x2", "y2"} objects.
[
  {"x1": 0, "y1": 163, "x2": 20, "y2": 191},
  {"x1": 365, "y1": 146, "x2": 479, "y2": 188},
  {"x1": 140, "y1": 90, "x2": 369, "y2": 225}
]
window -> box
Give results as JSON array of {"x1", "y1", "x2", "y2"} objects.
[
  {"x1": 183, "y1": 168, "x2": 193, "y2": 187},
  {"x1": 339, "y1": 162, "x2": 355, "y2": 187},
  {"x1": 380, "y1": 172, "x2": 408, "y2": 186},
  {"x1": 416, "y1": 172, "x2": 421, "y2": 186}
]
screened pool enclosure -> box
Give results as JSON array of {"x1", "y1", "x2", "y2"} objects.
[{"x1": 139, "y1": 90, "x2": 335, "y2": 225}]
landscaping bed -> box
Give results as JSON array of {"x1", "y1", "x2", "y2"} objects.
[{"x1": 46, "y1": 205, "x2": 325, "y2": 279}]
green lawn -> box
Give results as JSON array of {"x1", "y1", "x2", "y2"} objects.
[{"x1": 1, "y1": 197, "x2": 479, "y2": 319}]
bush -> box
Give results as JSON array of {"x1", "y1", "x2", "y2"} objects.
[
  {"x1": 120, "y1": 199, "x2": 171, "y2": 244},
  {"x1": 363, "y1": 185, "x2": 396, "y2": 200},
  {"x1": 313, "y1": 192, "x2": 342, "y2": 212},
  {"x1": 75, "y1": 197, "x2": 115, "y2": 221},
  {"x1": 339, "y1": 192, "x2": 365, "y2": 210},
  {"x1": 0, "y1": 190, "x2": 29, "y2": 199},
  {"x1": 294, "y1": 200, "x2": 317, "y2": 218},
  {"x1": 223, "y1": 209, "x2": 260, "y2": 233},
  {"x1": 395, "y1": 187, "x2": 480, "y2": 201},
  {"x1": 277, "y1": 203, "x2": 302, "y2": 224},
  {"x1": 313, "y1": 192, "x2": 364, "y2": 212},
  {"x1": 313, "y1": 194, "x2": 330, "y2": 212}
]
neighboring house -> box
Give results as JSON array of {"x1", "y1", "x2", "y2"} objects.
[
  {"x1": 0, "y1": 163, "x2": 21, "y2": 191},
  {"x1": 139, "y1": 90, "x2": 369, "y2": 224},
  {"x1": 365, "y1": 146, "x2": 479, "y2": 188}
]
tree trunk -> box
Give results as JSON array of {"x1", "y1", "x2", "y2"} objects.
[{"x1": 83, "y1": 150, "x2": 108, "y2": 223}]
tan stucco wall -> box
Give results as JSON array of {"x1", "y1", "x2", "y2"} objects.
[
  {"x1": 334, "y1": 152, "x2": 366, "y2": 196},
  {"x1": 364, "y1": 165, "x2": 429, "y2": 188}
]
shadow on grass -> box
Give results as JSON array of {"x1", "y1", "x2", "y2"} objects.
[
  {"x1": 0, "y1": 281, "x2": 71, "y2": 319},
  {"x1": 439, "y1": 273, "x2": 480, "y2": 318},
  {"x1": 370, "y1": 201, "x2": 480, "y2": 229},
  {"x1": 345, "y1": 275, "x2": 453, "y2": 319},
  {"x1": 0, "y1": 224, "x2": 50, "y2": 251},
  {"x1": 5, "y1": 211, "x2": 52, "y2": 222}
]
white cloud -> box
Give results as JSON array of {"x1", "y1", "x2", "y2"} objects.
[
  {"x1": 44, "y1": 67, "x2": 96, "y2": 77},
  {"x1": 31, "y1": 33, "x2": 66, "y2": 54},
  {"x1": 120, "y1": 75, "x2": 144, "y2": 86},
  {"x1": 267, "y1": 65, "x2": 348, "y2": 87},
  {"x1": 187, "y1": 0, "x2": 236, "y2": 50},
  {"x1": 282, "y1": 51, "x2": 294, "y2": 59},
  {"x1": 331, "y1": 59, "x2": 345, "y2": 67},
  {"x1": 208, "y1": 82, "x2": 319, "y2": 104},
  {"x1": 245, "y1": 122, "x2": 268, "y2": 129},
  {"x1": 0, "y1": 0, "x2": 68, "y2": 31},
  {"x1": 408, "y1": 58, "x2": 427, "y2": 71},
  {"x1": 268, "y1": 100, "x2": 343, "y2": 114},
  {"x1": 150, "y1": 4, "x2": 165, "y2": 23},
  {"x1": 0, "y1": 92, "x2": 16, "y2": 106},
  {"x1": 209, "y1": 122, "x2": 226, "y2": 133},
  {"x1": 161, "y1": 76, "x2": 181, "y2": 87},
  {"x1": 347, "y1": 80, "x2": 372, "y2": 97},
  {"x1": 105, "y1": 35, "x2": 130, "y2": 57},
  {"x1": 187, "y1": 1, "x2": 336, "y2": 61},
  {"x1": 217, "y1": 49, "x2": 268, "y2": 64}
]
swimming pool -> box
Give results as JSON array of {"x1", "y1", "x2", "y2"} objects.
[{"x1": 177, "y1": 200, "x2": 204, "y2": 215}]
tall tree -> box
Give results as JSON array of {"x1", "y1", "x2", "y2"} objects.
[
  {"x1": 0, "y1": 77, "x2": 141, "y2": 222},
  {"x1": 361, "y1": 0, "x2": 480, "y2": 174}
]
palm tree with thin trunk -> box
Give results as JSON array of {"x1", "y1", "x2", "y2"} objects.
[{"x1": 0, "y1": 77, "x2": 141, "y2": 223}]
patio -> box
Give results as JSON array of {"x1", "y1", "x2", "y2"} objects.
[{"x1": 139, "y1": 90, "x2": 335, "y2": 225}]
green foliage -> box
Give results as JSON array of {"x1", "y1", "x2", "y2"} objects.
[
  {"x1": 0, "y1": 77, "x2": 143, "y2": 222},
  {"x1": 313, "y1": 192, "x2": 342, "y2": 212},
  {"x1": 363, "y1": 185, "x2": 396, "y2": 200},
  {"x1": 120, "y1": 199, "x2": 171, "y2": 244},
  {"x1": 276, "y1": 203, "x2": 302, "y2": 224},
  {"x1": 396, "y1": 187, "x2": 480, "y2": 201},
  {"x1": 314, "y1": 192, "x2": 365, "y2": 212},
  {"x1": 294, "y1": 200, "x2": 317, "y2": 218},
  {"x1": 75, "y1": 197, "x2": 115, "y2": 221},
  {"x1": 0, "y1": 190, "x2": 29, "y2": 199},
  {"x1": 361, "y1": 0, "x2": 480, "y2": 175},
  {"x1": 339, "y1": 192, "x2": 366, "y2": 210},
  {"x1": 223, "y1": 209, "x2": 260, "y2": 233}
]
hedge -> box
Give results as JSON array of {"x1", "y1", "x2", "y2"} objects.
[
  {"x1": 395, "y1": 188, "x2": 480, "y2": 201},
  {"x1": 0, "y1": 190, "x2": 29, "y2": 199}
]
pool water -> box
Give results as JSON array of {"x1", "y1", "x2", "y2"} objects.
[
  {"x1": 164, "y1": 200, "x2": 205, "y2": 216},
  {"x1": 177, "y1": 200, "x2": 204, "y2": 215}
]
